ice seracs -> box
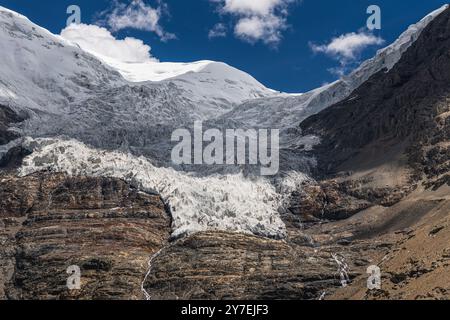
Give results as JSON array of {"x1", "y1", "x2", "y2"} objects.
[{"x1": 19, "y1": 137, "x2": 291, "y2": 239}]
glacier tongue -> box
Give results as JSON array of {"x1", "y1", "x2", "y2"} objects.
[{"x1": 18, "y1": 138, "x2": 310, "y2": 239}]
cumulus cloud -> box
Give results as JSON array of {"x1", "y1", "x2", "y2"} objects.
[
  {"x1": 61, "y1": 24, "x2": 158, "y2": 63},
  {"x1": 222, "y1": 0, "x2": 285, "y2": 16},
  {"x1": 208, "y1": 23, "x2": 227, "y2": 39},
  {"x1": 234, "y1": 15, "x2": 284, "y2": 44},
  {"x1": 310, "y1": 32, "x2": 385, "y2": 60},
  {"x1": 211, "y1": 0, "x2": 297, "y2": 45},
  {"x1": 310, "y1": 31, "x2": 384, "y2": 76},
  {"x1": 100, "y1": 0, "x2": 175, "y2": 41}
]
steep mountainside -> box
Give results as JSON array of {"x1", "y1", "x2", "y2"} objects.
[
  {"x1": 329, "y1": 185, "x2": 450, "y2": 300},
  {"x1": 2, "y1": 5, "x2": 445, "y2": 169},
  {"x1": 0, "y1": 173, "x2": 171, "y2": 299},
  {"x1": 301, "y1": 5, "x2": 450, "y2": 189},
  {"x1": 291, "y1": 6, "x2": 450, "y2": 300},
  {"x1": 217, "y1": 5, "x2": 449, "y2": 130}
]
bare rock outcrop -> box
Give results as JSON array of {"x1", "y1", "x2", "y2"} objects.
[
  {"x1": 0, "y1": 173, "x2": 171, "y2": 300},
  {"x1": 0, "y1": 105, "x2": 24, "y2": 145},
  {"x1": 144, "y1": 231, "x2": 347, "y2": 300}
]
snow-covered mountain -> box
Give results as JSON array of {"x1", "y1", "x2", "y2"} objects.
[
  {"x1": 67, "y1": 45, "x2": 279, "y2": 119},
  {"x1": 218, "y1": 4, "x2": 450, "y2": 130},
  {"x1": 0, "y1": 6, "x2": 276, "y2": 125},
  {"x1": 97, "y1": 55, "x2": 277, "y2": 110},
  {"x1": 2, "y1": 4, "x2": 446, "y2": 146},
  {"x1": 0, "y1": 8, "x2": 124, "y2": 115},
  {"x1": 0, "y1": 5, "x2": 447, "y2": 239}
]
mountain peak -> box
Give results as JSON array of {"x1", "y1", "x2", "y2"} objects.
[{"x1": 0, "y1": 5, "x2": 29, "y2": 20}]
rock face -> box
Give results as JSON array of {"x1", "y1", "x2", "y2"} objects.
[
  {"x1": 288, "y1": 177, "x2": 416, "y2": 222},
  {"x1": 0, "y1": 175, "x2": 446, "y2": 301},
  {"x1": 0, "y1": 173, "x2": 448, "y2": 300},
  {"x1": 144, "y1": 229, "x2": 401, "y2": 300},
  {"x1": 288, "y1": 180, "x2": 373, "y2": 221},
  {"x1": 0, "y1": 146, "x2": 31, "y2": 170},
  {"x1": 301, "y1": 6, "x2": 450, "y2": 185},
  {"x1": 144, "y1": 231, "x2": 339, "y2": 300},
  {"x1": 292, "y1": 7, "x2": 450, "y2": 230},
  {"x1": 0, "y1": 105, "x2": 25, "y2": 145},
  {"x1": 0, "y1": 172, "x2": 385, "y2": 301},
  {"x1": 0, "y1": 173, "x2": 171, "y2": 300}
]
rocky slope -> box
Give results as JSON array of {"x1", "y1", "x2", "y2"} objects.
[
  {"x1": 141, "y1": 228, "x2": 398, "y2": 300},
  {"x1": 299, "y1": 5, "x2": 450, "y2": 217},
  {"x1": 294, "y1": 5, "x2": 450, "y2": 299},
  {"x1": 328, "y1": 186, "x2": 450, "y2": 300},
  {"x1": 0, "y1": 105, "x2": 25, "y2": 145},
  {"x1": 301, "y1": 5, "x2": 450, "y2": 181},
  {"x1": 0, "y1": 173, "x2": 171, "y2": 299}
]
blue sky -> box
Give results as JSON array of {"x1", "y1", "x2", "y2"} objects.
[{"x1": 0, "y1": 0, "x2": 448, "y2": 93}]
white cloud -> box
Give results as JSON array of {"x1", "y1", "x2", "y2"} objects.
[
  {"x1": 211, "y1": 0, "x2": 297, "y2": 45},
  {"x1": 61, "y1": 24, "x2": 158, "y2": 63},
  {"x1": 310, "y1": 31, "x2": 385, "y2": 76},
  {"x1": 310, "y1": 32, "x2": 385, "y2": 61},
  {"x1": 234, "y1": 15, "x2": 284, "y2": 43},
  {"x1": 102, "y1": 0, "x2": 175, "y2": 41},
  {"x1": 222, "y1": 0, "x2": 283, "y2": 16},
  {"x1": 208, "y1": 23, "x2": 227, "y2": 39}
]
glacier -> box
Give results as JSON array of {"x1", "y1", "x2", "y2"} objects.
[
  {"x1": 0, "y1": 4, "x2": 448, "y2": 239},
  {"x1": 18, "y1": 137, "x2": 313, "y2": 239}
]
